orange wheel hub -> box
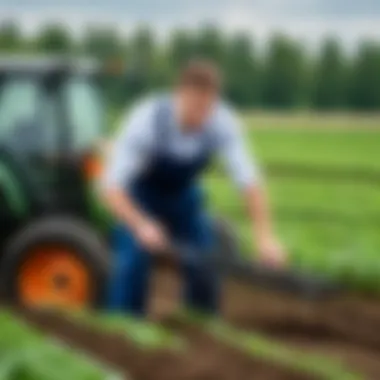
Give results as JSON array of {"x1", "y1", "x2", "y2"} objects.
[{"x1": 18, "y1": 246, "x2": 91, "y2": 309}]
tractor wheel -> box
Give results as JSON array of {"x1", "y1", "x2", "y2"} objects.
[{"x1": 1, "y1": 216, "x2": 109, "y2": 310}]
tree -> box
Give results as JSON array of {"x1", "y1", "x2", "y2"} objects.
[
  {"x1": 348, "y1": 41, "x2": 380, "y2": 111},
  {"x1": 34, "y1": 24, "x2": 73, "y2": 53},
  {"x1": 224, "y1": 33, "x2": 260, "y2": 107},
  {"x1": 193, "y1": 25, "x2": 225, "y2": 63},
  {"x1": 110, "y1": 27, "x2": 159, "y2": 104},
  {"x1": 167, "y1": 29, "x2": 195, "y2": 70},
  {"x1": 128, "y1": 27, "x2": 156, "y2": 65},
  {"x1": 312, "y1": 38, "x2": 347, "y2": 110},
  {"x1": 261, "y1": 34, "x2": 307, "y2": 109},
  {"x1": 82, "y1": 26, "x2": 121, "y2": 59},
  {"x1": 0, "y1": 20, "x2": 22, "y2": 52}
]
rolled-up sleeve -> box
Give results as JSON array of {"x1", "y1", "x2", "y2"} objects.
[
  {"x1": 102, "y1": 100, "x2": 155, "y2": 190},
  {"x1": 216, "y1": 107, "x2": 261, "y2": 189}
]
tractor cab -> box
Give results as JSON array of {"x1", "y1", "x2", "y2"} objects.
[
  {"x1": 0, "y1": 57, "x2": 105, "y2": 228},
  {"x1": 0, "y1": 58, "x2": 111, "y2": 309}
]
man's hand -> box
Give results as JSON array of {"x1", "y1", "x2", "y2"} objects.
[
  {"x1": 256, "y1": 234, "x2": 287, "y2": 267},
  {"x1": 133, "y1": 219, "x2": 169, "y2": 254},
  {"x1": 102, "y1": 187, "x2": 169, "y2": 254},
  {"x1": 242, "y1": 185, "x2": 286, "y2": 268}
]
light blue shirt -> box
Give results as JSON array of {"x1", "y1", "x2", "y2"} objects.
[{"x1": 103, "y1": 95, "x2": 260, "y2": 190}]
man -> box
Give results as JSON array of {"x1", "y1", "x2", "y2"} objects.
[{"x1": 102, "y1": 60, "x2": 285, "y2": 316}]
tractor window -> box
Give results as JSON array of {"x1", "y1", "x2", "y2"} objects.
[
  {"x1": 0, "y1": 78, "x2": 57, "y2": 154},
  {"x1": 0, "y1": 79, "x2": 40, "y2": 139},
  {"x1": 64, "y1": 78, "x2": 104, "y2": 152}
]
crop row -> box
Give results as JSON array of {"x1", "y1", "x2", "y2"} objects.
[{"x1": 0, "y1": 311, "x2": 120, "y2": 380}]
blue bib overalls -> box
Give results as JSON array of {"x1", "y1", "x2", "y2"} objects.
[{"x1": 107, "y1": 101, "x2": 220, "y2": 316}]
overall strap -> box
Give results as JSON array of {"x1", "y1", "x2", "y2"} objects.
[
  {"x1": 202, "y1": 122, "x2": 216, "y2": 153},
  {"x1": 154, "y1": 97, "x2": 173, "y2": 152}
]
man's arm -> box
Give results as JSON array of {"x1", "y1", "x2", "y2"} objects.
[
  {"x1": 217, "y1": 107, "x2": 286, "y2": 265},
  {"x1": 101, "y1": 101, "x2": 168, "y2": 252},
  {"x1": 242, "y1": 185, "x2": 285, "y2": 265}
]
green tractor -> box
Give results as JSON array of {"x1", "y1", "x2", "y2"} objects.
[{"x1": 0, "y1": 57, "x2": 113, "y2": 309}]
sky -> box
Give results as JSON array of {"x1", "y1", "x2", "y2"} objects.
[{"x1": 0, "y1": 0, "x2": 379, "y2": 46}]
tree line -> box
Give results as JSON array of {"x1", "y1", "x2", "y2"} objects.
[{"x1": 1, "y1": 21, "x2": 380, "y2": 111}]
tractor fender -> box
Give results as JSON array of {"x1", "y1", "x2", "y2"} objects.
[{"x1": 0, "y1": 162, "x2": 28, "y2": 218}]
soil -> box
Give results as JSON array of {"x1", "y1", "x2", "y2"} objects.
[
  {"x1": 15, "y1": 267, "x2": 380, "y2": 380},
  {"x1": 22, "y1": 309, "x2": 310, "y2": 380},
  {"x1": 151, "y1": 268, "x2": 380, "y2": 379},
  {"x1": 223, "y1": 280, "x2": 380, "y2": 379}
]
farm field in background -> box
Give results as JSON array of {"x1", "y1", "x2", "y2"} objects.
[
  {"x1": 243, "y1": 112, "x2": 380, "y2": 170},
  {"x1": 205, "y1": 112, "x2": 380, "y2": 291}
]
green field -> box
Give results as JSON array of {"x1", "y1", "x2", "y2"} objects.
[
  {"x1": 0, "y1": 310, "x2": 360, "y2": 380},
  {"x1": 0, "y1": 312, "x2": 121, "y2": 380},
  {"x1": 205, "y1": 113, "x2": 380, "y2": 291},
  {"x1": 1, "y1": 112, "x2": 376, "y2": 380}
]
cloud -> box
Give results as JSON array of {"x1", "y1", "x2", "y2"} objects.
[
  {"x1": 217, "y1": 4, "x2": 380, "y2": 44},
  {"x1": 4, "y1": 0, "x2": 379, "y2": 17},
  {"x1": 0, "y1": 0, "x2": 379, "y2": 46}
]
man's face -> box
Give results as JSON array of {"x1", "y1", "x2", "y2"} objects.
[{"x1": 178, "y1": 86, "x2": 218, "y2": 130}]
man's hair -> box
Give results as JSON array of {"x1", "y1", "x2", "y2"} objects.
[{"x1": 178, "y1": 59, "x2": 222, "y2": 91}]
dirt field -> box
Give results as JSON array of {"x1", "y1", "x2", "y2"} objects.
[
  {"x1": 18, "y1": 267, "x2": 380, "y2": 380},
  {"x1": 223, "y1": 281, "x2": 380, "y2": 379}
]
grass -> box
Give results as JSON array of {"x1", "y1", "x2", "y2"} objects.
[
  {"x1": 182, "y1": 312, "x2": 361, "y2": 380},
  {"x1": 245, "y1": 128, "x2": 380, "y2": 172},
  {"x1": 0, "y1": 307, "x2": 360, "y2": 380},
  {"x1": 209, "y1": 321, "x2": 361, "y2": 380},
  {"x1": 0, "y1": 311, "x2": 122, "y2": 380},
  {"x1": 204, "y1": 112, "x2": 380, "y2": 291},
  {"x1": 73, "y1": 311, "x2": 185, "y2": 350}
]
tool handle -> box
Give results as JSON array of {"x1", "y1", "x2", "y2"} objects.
[
  {"x1": 155, "y1": 242, "x2": 342, "y2": 300},
  {"x1": 223, "y1": 257, "x2": 342, "y2": 300}
]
